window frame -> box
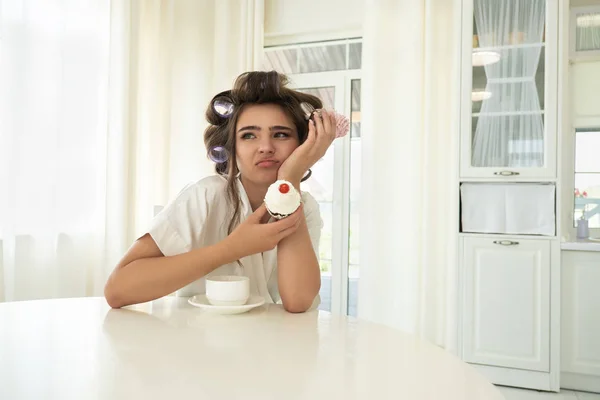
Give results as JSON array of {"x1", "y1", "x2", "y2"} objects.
[
  {"x1": 264, "y1": 39, "x2": 362, "y2": 316},
  {"x1": 564, "y1": 124, "x2": 600, "y2": 239},
  {"x1": 289, "y1": 70, "x2": 361, "y2": 316},
  {"x1": 263, "y1": 37, "x2": 362, "y2": 75}
]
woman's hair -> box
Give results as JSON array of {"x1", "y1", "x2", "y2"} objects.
[{"x1": 203, "y1": 71, "x2": 323, "y2": 234}]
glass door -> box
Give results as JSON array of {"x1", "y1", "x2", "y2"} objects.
[
  {"x1": 292, "y1": 74, "x2": 345, "y2": 314},
  {"x1": 460, "y1": 0, "x2": 558, "y2": 179},
  {"x1": 264, "y1": 38, "x2": 363, "y2": 316},
  {"x1": 291, "y1": 72, "x2": 360, "y2": 316},
  {"x1": 347, "y1": 78, "x2": 361, "y2": 317}
]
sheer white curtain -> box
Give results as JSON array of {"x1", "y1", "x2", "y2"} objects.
[
  {"x1": 0, "y1": 0, "x2": 113, "y2": 301},
  {"x1": 472, "y1": 0, "x2": 546, "y2": 167},
  {"x1": 358, "y1": 0, "x2": 460, "y2": 350},
  {"x1": 125, "y1": 0, "x2": 264, "y2": 238},
  {"x1": 0, "y1": 0, "x2": 264, "y2": 302}
]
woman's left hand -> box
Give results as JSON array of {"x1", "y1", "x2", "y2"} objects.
[{"x1": 277, "y1": 109, "x2": 336, "y2": 186}]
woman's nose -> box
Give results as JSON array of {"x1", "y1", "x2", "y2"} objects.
[{"x1": 258, "y1": 138, "x2": 275, "y2": 154}]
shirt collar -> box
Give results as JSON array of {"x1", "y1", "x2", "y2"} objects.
[{"x1": 235, "y1": 176, "x2": 252, "y2": 217}]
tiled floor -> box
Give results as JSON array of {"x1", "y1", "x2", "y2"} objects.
[{"x1": 497, "y1": 386, "x2": 600, "y2": 400}]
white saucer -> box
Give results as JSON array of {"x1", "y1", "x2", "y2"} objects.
[{"x1": 188, "y1": 295, "x2": 265, "y2": 315}]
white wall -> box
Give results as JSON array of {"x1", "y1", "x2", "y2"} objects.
[
  {"x1": 264, "y1": 0, "x2": 364, "y2": 46},
  {"x1": 571, "y1": 0, "x2": 600, "y2": 7}
]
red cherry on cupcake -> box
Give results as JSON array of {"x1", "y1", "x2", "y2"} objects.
[{"x1": 279, "y1": 183, "x2": 290, "y2": 194}]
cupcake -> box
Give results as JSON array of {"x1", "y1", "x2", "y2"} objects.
[{"x1": 264, "y1": 180, "x2": 301, "y2": 219}]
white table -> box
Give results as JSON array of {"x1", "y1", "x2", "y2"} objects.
[{"x1": 0, "y1": 297, "x2": 504, "y2": 400}]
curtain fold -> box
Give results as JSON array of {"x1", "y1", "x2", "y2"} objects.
[
  {"x1": 472, "y1": 0, "x2": 546, "y2": 168},
  {"x1": 0, "y1": 0, "x2": 264, "y2": 302},
  {"x1": 358, "y1": 0, "x2": 460, "y2": 350}
]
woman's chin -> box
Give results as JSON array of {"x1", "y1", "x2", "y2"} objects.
[{"x1": 245, "y1": 169, "x2": 278, "y2": 186}]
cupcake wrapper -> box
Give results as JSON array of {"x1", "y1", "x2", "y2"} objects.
[{"x1": 265, "y1": 203, "x2": 298, "y2": 220}]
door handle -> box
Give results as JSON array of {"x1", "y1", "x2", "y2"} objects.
[
  {"x1": 493, "y1": 240, "x2": 520, "y2": 246},
  {"x1": 493, "y1": 171, "x2": 520, "y2": 176}
]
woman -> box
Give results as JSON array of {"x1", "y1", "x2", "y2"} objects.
[{"x1": 104, "y1": 71, "x2": 337, "y2": 312}]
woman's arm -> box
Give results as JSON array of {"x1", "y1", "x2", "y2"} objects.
[
  {"x1": 276, "y1": 216, "x2": 321, "y2": 313},
  {"x1": 276, "y1": 179, "x2": 321, "y2": 313},
  {"x1": 104, "y1": 204, "x2": 302, "y2": 309},
  {"x1": 275, "y1": 111, "x2": 335, "y2": 313},
  {"x1": 104, "y1": 234, "x2": 236, "y2": 308}
]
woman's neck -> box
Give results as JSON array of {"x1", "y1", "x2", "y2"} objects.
[{"x1": 240, "y1": 176, "x2": 269, "y2": 211}]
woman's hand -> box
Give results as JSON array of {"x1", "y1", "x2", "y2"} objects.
[
  {"x1": 226, "y1": 203, "x2": 304, "y2": 260},
  {"x1": 277, "y1": 109, "x2": 337, "y2": 186}
]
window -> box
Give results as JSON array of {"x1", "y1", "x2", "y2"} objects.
[
  {"x1": 264, "y1": 40, "x2": 362, "y2": 74},
  {"x1": 570, "y1": 6, "x2": 600, "y2": 60},
  {"x1": 573, "y1": 129, "x2": 600, "y2": 229},
  {"x1": 264, "y1": 39, "x2": 362, "y2": 316}
]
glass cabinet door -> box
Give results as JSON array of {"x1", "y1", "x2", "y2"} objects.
[{"x1": 461, "y1": 0, "x2": 558, "y2": 179}]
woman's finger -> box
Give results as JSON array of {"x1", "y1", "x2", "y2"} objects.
[
  {"x1": 266, "y1": 209, "x2": 302, "y2": 234},
  {"x1": 305, "y1": 118, "x2": 317, "y2": 147},
  {"x1": 313, "y1": 110, "x2": 325, "y2": 140},
  {"x1": 314, "y1": 110, "x2": 333, "y2": 154},
  {"x1": 276, "y1": 218, "x2": 302, "y2": 241},
  {"x1": 259, "y1": 209, "x2": 273, "y2": 224},
  {"x1": 249, "y1": 203, "x2": 269, "y2": 223}
]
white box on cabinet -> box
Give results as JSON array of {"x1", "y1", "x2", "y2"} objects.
[{"x1": 461, "y1": 183, "x2": 556, "y2": 236}]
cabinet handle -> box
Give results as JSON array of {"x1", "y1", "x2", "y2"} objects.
[
  {"x1": 493, "y1": 171, "x2": 520, "y2": 176},
  {"x1": 493, "y1": 240, "x2": 520, "y2": 246}
]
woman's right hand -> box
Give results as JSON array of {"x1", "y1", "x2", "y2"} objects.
[{"x1": 226, "y1": 203, "x2": 303, "y2": 259}]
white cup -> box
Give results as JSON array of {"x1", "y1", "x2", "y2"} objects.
[{"x1": 205, "y1": 276, "x2": 250, "y2": 306}]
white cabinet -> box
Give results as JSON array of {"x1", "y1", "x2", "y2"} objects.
[
  {"x1": 561, "y1": 251, "x2": 600, "y2": 393},
  {"x1": 461, "y1": 237, "x2": 551, "y2": 371},
  {"x1": 456, "y1": 0, "x2": 563, "y2": 392},
  {"x1": 460, "y1": 0, "x2": 558, "y2": 179}
]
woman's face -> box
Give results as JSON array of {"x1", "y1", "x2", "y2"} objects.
[{"x1": 235, "y1": 103, "x2": 300, "y2": 186}]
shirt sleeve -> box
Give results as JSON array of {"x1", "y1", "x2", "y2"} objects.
[
  {"x1": 301, "y1": 191, "x2": 323, "y2": 257},
  {"x1": 147, "y1": 182, "x2": 210, "y2": 257},
  {"x1": 301, "y1": 191, "x2": 323, "y2": 310}
]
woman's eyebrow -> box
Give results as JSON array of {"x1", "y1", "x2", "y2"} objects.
[
  {"x1": 237, "y1": 125, "x2": 293, "y2": 133},
  {"x1": 269, "y1": 125, "x2": 293, "y2": 131},
  {"x1": 237, "y1": 125, "x2": 261, "y2": 133}
]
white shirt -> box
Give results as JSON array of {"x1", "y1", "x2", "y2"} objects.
[{"x1": 148, "y1": 175, "x2": 323, "y2": 304}]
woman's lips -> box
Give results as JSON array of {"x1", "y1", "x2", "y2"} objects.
[{"x1": 256, "y1": 160, "x2": 279, "y2": 168}]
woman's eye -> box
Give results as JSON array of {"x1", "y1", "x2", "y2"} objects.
[
  {"x1": 274, "y1": 132, "x2": 290, "y2": 138},
  {"x1": 241, "y1": 133, "x2": 256, "y2": 140}
]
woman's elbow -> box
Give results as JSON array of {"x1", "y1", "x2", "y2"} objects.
[
  {"x1": 282, "y1": 297, "x2": 314, "y2": 313},
  {"x1": 104, "y1": 278, "x2": 126, "y2": 309},
  {"x1": 283, "y1": 303, "x2": 310, "y2": 313}
]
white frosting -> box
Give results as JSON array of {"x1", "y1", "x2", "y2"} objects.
[{"x1": 264, "y1": 180, "x2": 301, "y2": 218}]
